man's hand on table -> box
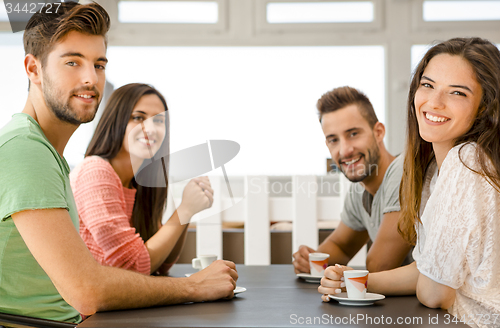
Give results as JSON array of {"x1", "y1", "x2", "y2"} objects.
[
  {"x1": 292, "y1": 245, "x2": 316, "y2": 274},
  {"x1": 318, "y1": 264, "x2": 352, "y2": 302},
  {"x1": 187, "y1": 260, "x2": 238, "y2": 301}
]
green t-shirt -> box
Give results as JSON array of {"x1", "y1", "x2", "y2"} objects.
[{"x1": 0, "y1": 113, "x2": 81, "y2": 323}]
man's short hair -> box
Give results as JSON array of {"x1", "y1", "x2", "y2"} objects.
[
  {"x1": 316, "y1": 86, "x2": 379, "y2": 128},
  {"x1": 23, "y1": 1, "x2": 110, "y2": 68}
]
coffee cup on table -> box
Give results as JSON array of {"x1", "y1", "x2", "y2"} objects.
[
  {"x1": 308, "y1": 252, "x2": 330, "y2": 277},
  {"x1": 192, "y1": 254, "x2": 217, "y2": 270},
  {"x1": 343, "y1": 270, "x2": 369, "y2": 299}
]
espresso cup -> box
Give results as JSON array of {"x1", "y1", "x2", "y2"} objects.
[
  {"x1": 309, "y1": 252, "x2": 330, "y2": 277},
  {"x1": 192, "y1": 254, "x2": 217, "y2": 270},
  {"x1": 343, "y1": 270, "x2": 369, "y2": 299}
]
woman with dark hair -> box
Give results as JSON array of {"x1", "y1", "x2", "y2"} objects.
[
  {"x1": 70, "y1": 83, "x2": 213, "y2": 275},
  {"x1": 319, "y1": 37, "x2": 500, "y2": 327}
]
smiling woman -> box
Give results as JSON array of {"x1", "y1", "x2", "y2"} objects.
[
  {"x1": 396, "y1": 37, "x2": 500, "y2": 326},
  {"x1": 413, "y1": 54, "x2": 483, "y2": 167},
  {"x1": 124, "y1": 94, "x2": 167, "y2": 168},
  {"x1": 319, "y1": 37, "x2": 500, "y2": 328},
  {"x1": 70, "y1": 83, "x2": 215, "y2": 276}
]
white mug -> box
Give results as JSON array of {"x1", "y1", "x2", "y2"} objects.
[
  {"x1": 343, "y1": 270, "x2": 369, "y2": 299},
  {"x1": 192, "y1": 254, "x2": 217, "y2": 270},
  {"x1": 309, "y1": 252, "x2": 330, "y2": 277}
]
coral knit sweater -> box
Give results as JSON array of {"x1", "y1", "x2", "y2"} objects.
[{"x1": 70, "y1": 156, "x2": 151, "y2": 275}]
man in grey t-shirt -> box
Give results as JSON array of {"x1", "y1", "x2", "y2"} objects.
[{"x1": 293, "y1": 86, "x2": 412, "y2": 273}]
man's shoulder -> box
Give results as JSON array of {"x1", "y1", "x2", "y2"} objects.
[
  {"x1": 347, "y1": 181, "x2": 366, "y2": 196},
  {"x1": 0, "y1": 115, "x2": 63, "y2": 174},
  {"x1": 0, "y1": 114, "x2": 29, "y2": 144},
  {"x1": 0, "y1": 116, "x2": 71, "y2": 222},
  {"x1": 383, "y1": 153, "x2": 404, "y2": 183},
  {"x1": 345, "y1": 182, "x2": 366, "y2": 206},
  {"x1": 0, "y1": 114, "x2": 48, "y2": 149},
  {"x1": 376, "y1": 154, "x2": 404, "y2": 204}
]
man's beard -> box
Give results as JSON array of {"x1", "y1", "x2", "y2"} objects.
[
  {"x1": 339, "y1": 138, "x2": 381, "y2": 183},
  {"x1": 42, "y1": 73, "x2": 100, "y2": 125}
]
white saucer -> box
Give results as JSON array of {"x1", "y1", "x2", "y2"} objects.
[
  {"x1": 296, "y1": 273, "x2": 322, "y2": 283},
  {"x1": 328, "y1": 292, "x2": 385, "y2": 306}
]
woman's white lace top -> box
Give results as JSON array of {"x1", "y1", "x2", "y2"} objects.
[{"x1": 413, "y1": 143, "x2": 500, "y2": 328}]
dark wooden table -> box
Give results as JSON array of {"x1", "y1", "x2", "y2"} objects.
[{"x1": 77, "y1": 264, "x2": 465, "y2": 327}]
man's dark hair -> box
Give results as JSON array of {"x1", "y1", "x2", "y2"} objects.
[
  {"x1": 23, "y1": 1, "x2": 110, "y2": 69},
  {"x1": 316, "y1": 86, "x2": 379, "y2": 128}
]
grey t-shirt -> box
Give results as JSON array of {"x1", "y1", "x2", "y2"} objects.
[{"x1": 340, "y1": 154, "x2": 413, "y2": 264}]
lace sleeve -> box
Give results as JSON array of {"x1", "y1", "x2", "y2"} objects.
[{"x1": 415, "y1": 144, "x2": 498, "y2": 290}]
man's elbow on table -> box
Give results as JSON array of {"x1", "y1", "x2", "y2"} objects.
[
  {"x1": 57, "y1": 267, "x2": 114, "y2": 316},
  {"x1": 61, "y1": 285, "x2": 102, "y2": 316}
]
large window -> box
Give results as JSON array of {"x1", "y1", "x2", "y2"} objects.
[
  {"x1": 118, "y1": 1, "x2": 219, "y2": 23},
  {"x1": 105, "y1": 46, "x2": 385, "y2": 176},
  {"x1": 266, "y1": 1, "x2": 374, "y2": 23},
  {"x1": 423, "y1": 1, "x2": 500, "y2": 22},
  {"x1": 0, "y1": 33, "x2": 26, "y2": 126},
  {"x1": 0, "y1": 39, "x2": 385, "y2": 174}
]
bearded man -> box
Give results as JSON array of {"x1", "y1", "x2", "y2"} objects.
[{"x1": 293, "y1": 86, "x2": 413, "y2": 274}]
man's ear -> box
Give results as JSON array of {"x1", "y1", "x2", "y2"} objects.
[
  {"x1": 373, "y1": 121, "x2": 385, "y2": 142},
  {"x1": 25, "y1": 54, "x2": 42, "y2": 86}
]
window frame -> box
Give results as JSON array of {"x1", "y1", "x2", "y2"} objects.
[
  {"x1": 412, "y1": 0, "x2": 500, "y2": 31},
  {"x1": 255, "y1": 0, "x2": 384, "y2": 34},
  {"x1": 109, "y1": 0, "x2": 229, "y2": 39}
]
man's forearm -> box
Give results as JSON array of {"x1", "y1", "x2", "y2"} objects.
[
  {"x1": 12, "y1": 208, "x2": 210, "y2": 316},
  {"x1": 317, "y1": 240, "x2": 351, "y2": 266},
  {"x1": 82, "y1": 259, "x2": 238, "y2": 315},
  {"x1": 366, "y1": 252, "x2": 405, "y2": 272},
  {"x1": 92, "y1": 265, "x2": 193, "y2": 314}
]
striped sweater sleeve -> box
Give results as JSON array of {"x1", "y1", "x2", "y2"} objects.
[{"x1": 71, "y1": 157, "x2": 151, "y2": 275}]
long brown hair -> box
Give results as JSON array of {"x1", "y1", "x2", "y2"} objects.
[
  {"x1": 398, "y1": 37, "x2": 500, "y2": 245},
  {"x1": 86, "y1": 83, "x2": 169, "y2": 242}
]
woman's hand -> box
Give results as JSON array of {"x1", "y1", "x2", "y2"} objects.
[
  {"x1": 177, "y1": 177, "x2": 214, "y2": 224},
  {"x1": 318, "y1": 264, "x2": 353, "y2": 302}
]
